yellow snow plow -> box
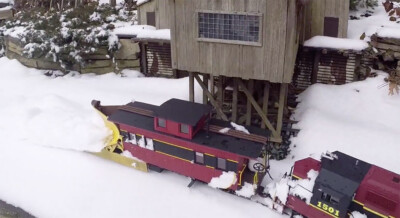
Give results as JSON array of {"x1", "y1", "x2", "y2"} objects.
[{"x1": 91, "y1": 100, "x2": 148, "y2": 172}]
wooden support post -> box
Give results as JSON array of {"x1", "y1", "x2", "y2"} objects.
[
  {"x1": 189, "y1": 72, "x2": 194, "y2": 102},
  {"x1": 210, "y1": 75, "x2": 215, "y2": 96},
  {"x1": 311, "y1": 50, "x2": 321, "y2": 84},
  {"x1": 140, "y1": 43, "x2": 147, "y2": 76},
  {"x1": 194, "y1": 74, "x2": 229, "y2": 121},
  {"x1": 276, "y1": 83, "x2": 288, "y2": 136},
  {"x1": 203, "y1": 74, "x2": 209, "y2": 104},
  {"x1": 246, "y1": 80, "x2": 254, "y2": 126},
  {"x1": 237, "y1": 79, "x2": 280, "y2": 142},
  {"x1": 232, "y1": 78, "x2": 238, "y2": 122},
  {"x1": 217, "y1": 76, "x2": 224, "y2": 110},
  {"x1": 261, "y1": 82, "x2": 270, "y2": 129}
]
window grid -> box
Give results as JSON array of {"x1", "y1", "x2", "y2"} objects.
[{"x1": 198, "y1": 12, "x2": 260, "y2": 43}]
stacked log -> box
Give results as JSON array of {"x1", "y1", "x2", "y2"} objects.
[
  {"x1": 370, "y1": 34, "x2": 400, "y2": 61},
  {"x1": 370, "y1": 34, "x2": 400, "y2": 94},
  {"x1": 4, "y1": 36, "x2": 141, "y2": 74}
]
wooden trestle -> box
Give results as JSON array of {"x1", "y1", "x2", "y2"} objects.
[{"x1": 188, "y1": 72, "x2": 290, "y2": 143}]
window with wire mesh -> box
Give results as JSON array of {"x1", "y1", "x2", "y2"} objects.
[{"x1": 198, "y1": 12, "x2": 260, "y2": 43}]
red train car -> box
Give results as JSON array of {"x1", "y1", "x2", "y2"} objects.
[
  {"x1": 288, "y1": 152, "x2": 400, "y2": 218},
  {"x1": 94, "y1": 99, "x2": 270, "y2": 191}
]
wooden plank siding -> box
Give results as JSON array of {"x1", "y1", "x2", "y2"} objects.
[
  {"x1": 300, "y1": 0, "x2": 349, "y2": 42},
  {"x1": 170, "y1": 0, "x2": 303, "y2": 83},
  {"x1": 138, "y1": 0, "x2": 174, "y2": 29}
]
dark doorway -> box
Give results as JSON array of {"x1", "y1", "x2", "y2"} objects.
[
  {"x1": 147, "y1": 12, "x2": 156, "y2": 27},
  {"x1": 324, "y1": 17, "x2": 339, "y2": 37}
]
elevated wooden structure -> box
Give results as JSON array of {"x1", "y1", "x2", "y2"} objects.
[{"x1": 137, "y1": 0, "x2": 350, "y2": 149}]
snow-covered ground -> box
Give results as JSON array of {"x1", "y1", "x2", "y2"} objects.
[
  {"x1": 348, "y1": 3, "x2": 400, "y2": 40},
  {"x1": 0, "y1": 2, "x2": 399, "y2": 218}
]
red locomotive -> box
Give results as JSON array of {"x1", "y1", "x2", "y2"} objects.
[
  {"x1": 92, "y1": 98, "x2": 399, "y2": 218},
  {"x1": 289, "y1": 151, "x2": 400, "y2": 218}
]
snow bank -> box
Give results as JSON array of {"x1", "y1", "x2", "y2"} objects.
[
  {"x1": 291, "y1": 72, "x2": 400, "y2": 174},
  {"x1": 209, "y1": 172, "x2": 237, "y2": 189},
  {"x1": 348, "y1": 4, "x2": 400, "y2": 41},
  {"x1": 0, "y1": 58, "x2": 286, "y2": 218},
  {"x1": 235, "y1": 182, "x2": 255, "y2": 198},
  {"x1": 376, "y1": 26, "x2": 400, "y2": 39},
  {"x1": 266, "y1": 178, "x2": 290, "y2": 205},
  {"x1": 304, "y1": 36, "x2": 369, "y2": 51},
  {"x1": 288, "y1": 170, "x2": 319, "y2": 204}
]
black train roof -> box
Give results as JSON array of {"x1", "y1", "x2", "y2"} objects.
[
  {"x1": 315, "y1": 151, "x2": 372, "y2": 197},
  {"x1": 154, "y1": 99, "x2": 212, "y2": 126}
]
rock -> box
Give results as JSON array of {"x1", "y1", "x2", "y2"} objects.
[{"x1": 114, "y1": 40, "x2": 140, "y2": 60}]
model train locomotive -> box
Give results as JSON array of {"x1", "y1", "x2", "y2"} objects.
[{"x1": 92, "y1": 98, "x2": 399, "y2": 218}]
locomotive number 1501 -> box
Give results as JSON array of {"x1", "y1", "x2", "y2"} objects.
[{"x1": 317, "y1": 201, "x2": 340, "y2": 217}]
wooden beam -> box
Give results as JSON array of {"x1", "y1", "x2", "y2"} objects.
[
  {"x1": 261, "y1": 82, "x2": 270, "y2": 129},
  {"x1": 232, "y1": 78, "x2": 238, "y2": 122},
  {"x1": 276, "y1": 83, "x2": 288, "y2": 135},
  {"x1": 189, "y1": 72, "x2": 194, "y2": 102},
  {"x1": 203, "y1": 74, "x2": 209, "y2": 104},
  {"x1": 237, "y1": 79, "x2": 280, "y2": 142},
  {"x1": 194, "y1": 74, "x2": 229, "y2": 121},
  {"x1": 246, "y1": 80, "x2": 254, "y2": 126}
]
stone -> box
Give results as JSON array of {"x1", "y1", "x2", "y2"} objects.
[
  {"x1": 116, "y1": 59, "x2": 140, "y2": 69},
  {"x1": 114, "y1": 40, "x2": 140, "y2": 60}
]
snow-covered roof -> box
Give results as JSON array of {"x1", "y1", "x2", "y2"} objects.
[
  {"x1": 376, "y1": 26, "x2": 400, "y2": 39},
  {"x1": 113, "y1": 25, "x2": 171, "y2": 41},
  {"x1": 304, "y1": 36, "x2": 369, "y2": 51},
  {"x1": 137, "y1": 0, "x2": 151, "y2": 7}
]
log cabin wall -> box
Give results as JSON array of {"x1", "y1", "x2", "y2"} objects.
[
  {"x1": 299, "y1": 0, "x2": 349, "y2": 42},
  {"x1": 169, "y1": 0, "x2": 302, "y2": 84},
  {"x1": 137, "y1": 0, "x2": 174, "y2": 29}
]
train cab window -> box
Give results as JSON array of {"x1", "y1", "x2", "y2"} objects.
[
  {"x1": 158, "y1": 118, "x2": 166, "y2": 128},
  {"x1": 217, "y1": 158, "x2": 227, "y2": 170},
  {"x1": 180, "y1": 124, "x2": 189, "y2": 134},
  {"x1": 195, "y1": 152, "x2": 204, "y2": 164},
  {"x1": 330, "y1": 196, "x2": 340, "y2": 205},
  {"x1": 129, "y1": 133, "x2": 137, "y2": 145},
  {"x1": 322, "y1": 192, "x2": 339, "y2": 205}
]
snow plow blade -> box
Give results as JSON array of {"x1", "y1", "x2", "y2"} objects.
[
  {"x1": 92, "y1": 149, "x2": 148, "y2": 172},
  {"x1": 91, "y1": 100, "x2": 148, "y2": 172}
]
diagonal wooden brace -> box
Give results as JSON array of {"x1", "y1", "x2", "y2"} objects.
[
  {"x1": 237, "y1": 79, "x2": 281, "y2": 142},
  {"x1": 194, "y1": 74, "x2": 229, "y2": 121}
]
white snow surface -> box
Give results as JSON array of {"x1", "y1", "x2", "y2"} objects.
[
  {"x1": 230, "y1": 122, "x2": 250, "y2": 134},
  {"x1": 266, "y1": 178, "x2": 290, "y2": 205},
  {"x1": 208, "y1": 171, "x2": 237, "y2": 189},
  {"x1": 235, "y1": 182, "x2": 256, "y2": 198},
  {"x1": 0, "y1": 5, "x2": 11, "y2": 11},
  {"x1": 348, "y1": 4, "x2": 400, "y2": 41},
  {"x1": 288, "y1": 170, "x2": 319, "y2": 204},
  {"x1": 351, "y1": 211, "x2": 368, "y2": 218},
  {"x1": 376, "y1": 26, "x2": 400, "y2": 39},
  {"x1": 137, "y1": 0, "x2": 150, "y2": 6},
  {"x1": 304, "y1": 36, "x2": 369, "y2": 51},
  {"x1": 113, "y1": 24, "x2": 171, "y2": 40},
  {"x1": 291, "y1": 73, "x2": 400, "y2": 174},
  {"x1": 0, "y1": 58, "x2": 286, "y2": 218},
  {"x1": 0, "y1": 0, "x2": 12, "y2": 4}
]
